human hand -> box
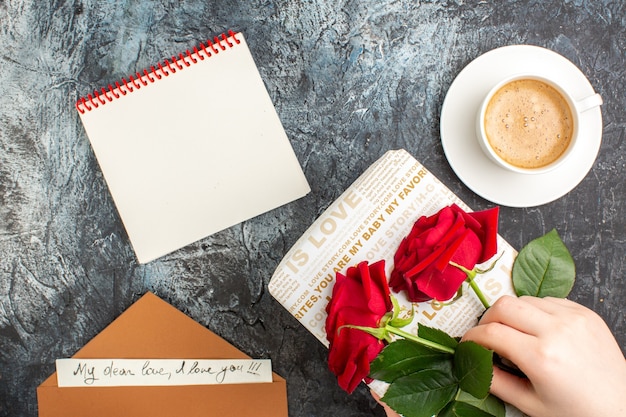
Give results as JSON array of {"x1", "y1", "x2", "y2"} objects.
[{"x1": 463, "y1": 295, "x2": 626, "y2": 417}]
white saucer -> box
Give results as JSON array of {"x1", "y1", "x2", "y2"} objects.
[{"x1": 440, "y1": 45, "x2": 603, "y2": 207}]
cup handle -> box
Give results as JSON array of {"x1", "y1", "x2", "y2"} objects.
[{"x1": 575, "y1": 93, "x2": 603, "y2": 113}]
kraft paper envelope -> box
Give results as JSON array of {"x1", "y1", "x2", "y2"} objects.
[{"x1": 37, "y1": 292, "x2": 288, "y2": 417}]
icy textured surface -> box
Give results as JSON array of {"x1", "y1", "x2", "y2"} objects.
[{"x1": 0, "y1": 1, "x2": 624, "y2": 416}]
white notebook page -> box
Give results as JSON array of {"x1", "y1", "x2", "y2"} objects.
[{"x1": 77, "y1": 32, "x2": 310, "y2": 263}]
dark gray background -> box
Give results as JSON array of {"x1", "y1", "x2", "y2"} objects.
[{"x1": 1, "y1": 1, "x2": 624, "y2": 416}]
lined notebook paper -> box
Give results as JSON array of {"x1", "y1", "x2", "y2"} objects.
[{"x1": 77, "y1": 31, "x2": 310, "y2": 263}]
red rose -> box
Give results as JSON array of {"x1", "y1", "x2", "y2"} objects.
[
  {"x1": 389, "y1": 204, "x2": 499, "y2": 302},
  {"x1": 325, "y1": 260, "x2": 393, "y2": 393}
]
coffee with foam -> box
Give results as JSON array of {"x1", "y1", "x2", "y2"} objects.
[{"x1": 483, "y1": 79, "x2": 573, "y2": 169}]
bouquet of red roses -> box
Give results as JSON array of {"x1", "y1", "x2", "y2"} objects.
[{"x1": 325, "y1": 205, "x2": 575, "y2": 417}]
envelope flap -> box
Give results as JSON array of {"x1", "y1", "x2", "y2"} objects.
[
  {"x1": 39, "y1": 292, "x2": 284, "y2": 385},
  {"x1": 77, "y1": 292, "x2": 248, "y2": 359}
]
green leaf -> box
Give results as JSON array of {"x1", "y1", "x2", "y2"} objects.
[
  {"x1": 418, "y1": 324, "x2": 459, "y2": 350},
  {"x1": 453, "y1": 341, "x2": 493, "y2": 399},
  {"x1": 455, "y1": 391, "x2": 505, "y2": 417},
  {"x1": 382, "y1": 369, "x2": 458, "y2": 417},
  {"x1": 437, "y1": 402, "x2": 457, "y2": 417},
  {"x1": 437, "y1": 400, "x2": 499, "y2": 417},
  {"x1": 369, "y1": 339, "x2": 453, "y2": 382},
  {"x1": 512, "y1": 229, "x2": 575, "y2": 298}
]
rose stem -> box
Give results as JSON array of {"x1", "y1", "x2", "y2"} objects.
[
  {"x1": 384, "y1": 325, "x2": 455, "y2": 354},
  {"x1": 466, "y1": 277, "x2": 491, "y2": 310},
  {"x1": 449, "y1": 261, "x2": 491, "y2": 310}
]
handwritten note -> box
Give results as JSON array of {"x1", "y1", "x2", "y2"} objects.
[{"x1": 55, "y1": 359, "x2": 273, "y2": 387}]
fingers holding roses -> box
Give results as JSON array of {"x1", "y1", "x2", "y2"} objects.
[{"x1": 463, "y1": 295, "x2": 626, "y2": 417}]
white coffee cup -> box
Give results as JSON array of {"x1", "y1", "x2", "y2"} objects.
[{"x1": 476, "y1": 74, "x2": 602, "y2": 175}]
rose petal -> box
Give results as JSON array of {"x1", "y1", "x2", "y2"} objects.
[
  {"x1": 433, "y1": 229, "x2": 481, "y2": 272},
  {"x1": 389, "y1": 204, "x2": 500, "y2": 303},
  {"x1": 416, "y1": 265, "x2": 468, "y2": 301},
  {"x1": 403, "y1": 274, "x2": 433, "y2": 302},
  {"x1": 328, "y1": 327, "x2": 384, "y2": 393},
  {"x1": 448, "y1": 230, "x2": 482, "y2": 269},
  {"x1": 324, "y1": 261, "x2": 393, "y2": 394},
  {"x1": 468, "y1": 206, "x2": 499, "y2": 262},
  {"x1": 404, "y1": 244, "x2": 447, "y2": 278},
  {"x1": 366, "y1": 260, "x2": 392, "y2": 313}
]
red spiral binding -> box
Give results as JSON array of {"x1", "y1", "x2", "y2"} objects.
[{"x1": 76, "y1": 30, "x2": 241, "y2": 114}]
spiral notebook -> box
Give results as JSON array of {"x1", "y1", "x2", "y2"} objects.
[{"x1": 77, "y1": 31, "x2": 310, "y2": 263}]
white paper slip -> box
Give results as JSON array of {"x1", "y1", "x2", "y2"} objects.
[{"x1": 56, "y1": 358, "x2": 273, "y2": 387}]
